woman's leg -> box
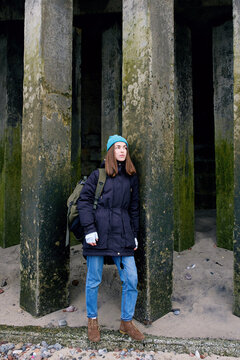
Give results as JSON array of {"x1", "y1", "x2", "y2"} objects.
[
  {"x1": 113, "y1": 256, "x2": 138, "y2": 321},
  {"x1": 86, "y1": 255, "x2": 104, "y2": 318},
  {"x1": 113, "y1": 256, "x2": 144, "y2": 340}
]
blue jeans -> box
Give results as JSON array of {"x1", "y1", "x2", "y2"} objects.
[{"x1": 86, "y1": 255, "x2": 138, "y2": 321}]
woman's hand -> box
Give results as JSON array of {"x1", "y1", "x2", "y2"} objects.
[
  {"x1": 134, "y1": 238, "x2": 138, "y2": 251},
  {"x1": 85, "y1": 232, "x2": 99, "y2": 246}
]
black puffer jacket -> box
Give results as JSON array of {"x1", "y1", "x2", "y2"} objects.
[{"x1": 77, "y1": 162, "x2": 139, "y2": 257}]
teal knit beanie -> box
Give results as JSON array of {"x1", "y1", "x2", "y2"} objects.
[{"x1": 107, "y1": 135, "x2": 128, "y2": 151}]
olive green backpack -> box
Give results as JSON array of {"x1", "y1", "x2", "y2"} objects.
[{"x1": 66, "y1": 168, "x2": 106, "y2": 246}]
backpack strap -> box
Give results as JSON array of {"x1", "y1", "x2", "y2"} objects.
[{"x1": 93, "y1": 168, "x2": 106, "y2": 210}]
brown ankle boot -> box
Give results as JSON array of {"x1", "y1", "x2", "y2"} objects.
[
  {"x1": 88, "y1": 318, "x2": 100, "y2": 342},
  {"x1": 119, "y1": 320, "x2": 145, "y2": 341}
]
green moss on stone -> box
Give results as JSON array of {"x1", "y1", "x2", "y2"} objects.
[
  {"x1": 5, "y1": 125, "x2": 21, "y2": 247},
  {"x1": 174, "y1": 130, "x2": 194, "y2": 252},
  {"x1": 215, "y1": 137, "x2": 234, "y2": 250},
  {"x1": 0, "y1": 125, "x2": 21, "y2": 248},
  {"x1": 233, "y1": 256, "x2": 240, "y2": 316},
  {"x1": 233, "y1": 236, "x2": 240, "y2": 316}
]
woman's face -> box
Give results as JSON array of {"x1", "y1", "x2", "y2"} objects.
[{"x1": 114, "y1": 141, "x2": 127, "y2": 161}]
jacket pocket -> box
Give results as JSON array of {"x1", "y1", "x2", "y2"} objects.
[
  {"x1": 93, "y1": 208, "x2": 109, "y2": 249},
  {"x1": 122, "y1": 214, "x2": 135, "y2": 248}
]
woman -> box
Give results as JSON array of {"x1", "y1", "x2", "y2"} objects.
[{"x1": 77, "y1": 134, "x2": 145, "y2": 342}]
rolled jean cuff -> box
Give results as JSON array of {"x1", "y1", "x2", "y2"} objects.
[{"x1": 121, "y1": 317, "x2": 133, "y2": 321}]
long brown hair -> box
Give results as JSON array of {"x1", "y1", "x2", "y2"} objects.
[{"x1": 105, "y1": 145, "x2": 136, "y2": 177}]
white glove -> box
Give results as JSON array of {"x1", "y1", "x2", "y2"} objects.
[
  {"x1": 85, "y1": 232, "x2": 98, "y2": 245},
  {"x1": 134, "y1": 238, "x2": 138, "y2": 249}
]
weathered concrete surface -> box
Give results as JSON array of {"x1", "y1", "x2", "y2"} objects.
[
  {"x1": 122, "y1": 0, "x2": 174, "y2": 322},
  {"x1": 174, "y1": 24, "x2": 194, "y2": 252},
  {"x1": 0, "y1": 23, "x2": 23, "y2": 248},
  {"x1": 101, "y1": 22, "x2": 122, "y2": 158},
  {"x1": 0, "y1": 325, "x2": 240, "y2": 357},
  {"x1": 233, "y1": 0, "x2": 240, "y2": 317},
  {"x1": 20, "y1": 0, "x2": 73, "y2": 317},
  {"x1": 213, "y1": 20, "x2": 234, "y2": 251},
  {"x1": 72, "y1": 27, "x2": 82, "y2": 187}
]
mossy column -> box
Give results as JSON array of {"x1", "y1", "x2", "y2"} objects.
[
  {"x1": 174, "y1": 25, "x2": 194, "y2": 252},
  {"x1": 213, "y1": 21, "x2": 234, "y2": 250},
  {"x1": 20, "y1": 0, "x2": 73, "y2": 316},
  {"x1": 233, "y1": 0, "x2": 240, "y2": 317},
  {"x1": 122, "y1": 0, "x2": 174, "y2": 322},
  {"x1": 0, "y1": 24, "x2": 23, "y2": 248},
  {"x1": 101, "y1": 22, "x2": 122, "y2": 157}
]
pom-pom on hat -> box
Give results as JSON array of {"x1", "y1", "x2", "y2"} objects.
[{"x1": 107, "y1": 134, "x2": 128, "y2": 151}]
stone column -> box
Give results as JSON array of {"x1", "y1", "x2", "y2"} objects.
[
  {"x1": 233, "y1": 0, "x2": 240, "y2": 317},
  {"x1": 174, "y1": 24, "x2": 194, "y2": 252},
  {"x1": 122, "y1": 0, "x2": 174, "y2": 322},
  {"x1": 101, "y1": 22, "x2": 122, "y2": 157},
  {"x1": 0, "y1": 23, "x2": 23, "y2": 248},
  {"x1": 20, "y1": 0, "x2": 73, "y2": 316},
  {"x1": 213, "y1": 21, "x2": 234, "y2": 251}
]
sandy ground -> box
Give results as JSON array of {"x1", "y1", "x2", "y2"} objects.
[{"x1": 0, "y1": 210, "x2": 240, "y2": 359}]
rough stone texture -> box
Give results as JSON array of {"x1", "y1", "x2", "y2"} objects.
[
  {"x1": 174, "y1": 24, "x2": 194, "y2": 252},
  {"x1": 72, "y1": 27, "x2": 82, "y2": 187},
  {"x1": 233, "y1": 0, "x2": 240, "y2": 318},
  {"x1": 20, "y1": 0, "x2": 73, "y2": 317},
  {"x1": 101, "y1": 22, "x2": 122, "y2": 158},
  {"x1": 122, "y1": 0, "x2": 174, "y2": 322},
  {"x1": 0, "y1": 22, "x2": 23, "y2": 248},
  {"x1": 213, "y1": 20, "x2": 234, "y2": 251}
]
